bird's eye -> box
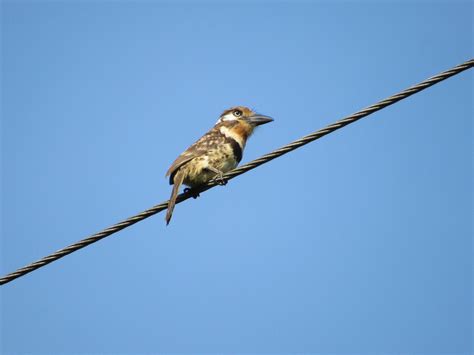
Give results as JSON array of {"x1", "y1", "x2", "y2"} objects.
[{"x1": 233, "y1": 109, "x2": 242, "y2": 117}]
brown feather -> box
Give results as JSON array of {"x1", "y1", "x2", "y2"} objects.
[
  {"x1": 166, "y1": 124, "x2": 230, "y2": 184},
  {"x1": 166, "y1": 153, "x2": 195, "y2": 185},
  {"x1": 230, "y1": 121, "x2": 253, "y2": 142},
  {"x1": 166, "y1": 170, "x2": 185, "y2": 225}
]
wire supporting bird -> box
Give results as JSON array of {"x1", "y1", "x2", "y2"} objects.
[{"x1": 165, "y1": 106, "x2": 273, "y2": 225}]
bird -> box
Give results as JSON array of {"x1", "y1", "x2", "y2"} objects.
[{"x1": 165, "y1": 106, "x2": 273, "y2": 225}]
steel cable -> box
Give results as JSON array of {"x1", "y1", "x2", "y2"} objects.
[{"x1": 1, "y1": 58, "x2": 472, "y2": 286}]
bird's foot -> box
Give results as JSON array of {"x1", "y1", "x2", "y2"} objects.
[
  {"x1": 184, "y1": 188, "x2": 200, "y2": 199},
  {"x1": 207, "y1": 166, "x2": 228, "y2": 186},
  {"x1": 216, "y1": 172, "x2": 228, "y2": 186}
]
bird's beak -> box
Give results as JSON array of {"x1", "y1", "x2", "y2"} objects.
[{"x1": 247, "y1": 114, "x2": 274, "y2": 126}]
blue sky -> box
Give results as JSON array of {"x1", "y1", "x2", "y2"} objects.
[{"x1": 1, "y1": 1, "x2": 472, "y2": 354}]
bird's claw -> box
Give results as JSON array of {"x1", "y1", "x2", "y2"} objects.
[
  {"x1": 216, "y1": 174, "x2": 228, "y2": 186},
  {"x1": 184, "y1": 188, "x2": 200, "y2": 199}
]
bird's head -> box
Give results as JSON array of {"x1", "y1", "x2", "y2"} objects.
[
  {"x1": 216, "y1": 106, "x2": 273, "y2": 127},
  {"x1": 215, "y1": 106, "x2": 273, "y2": 150}
]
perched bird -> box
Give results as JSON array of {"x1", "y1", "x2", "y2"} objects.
[{"x1": 165, "y1": 106, "x2": 273, "y2": 225}]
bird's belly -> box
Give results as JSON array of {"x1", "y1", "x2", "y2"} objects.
[
  {"x1": 183, "y1": 151, "x2": 238, "y2": 187},
  {"x1": 215, "y1": 156, "x2": 238, "y2": 173}
]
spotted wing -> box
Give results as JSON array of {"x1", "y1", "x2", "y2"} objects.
[{"x1": 166, "y1": 127, "x2": 222, "y2": 184}]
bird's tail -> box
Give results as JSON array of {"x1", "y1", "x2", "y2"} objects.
[{"x1": 166, "y1": 171, "x2": 185, "y2": 225}]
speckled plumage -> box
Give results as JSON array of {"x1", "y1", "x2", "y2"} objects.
[
  {"x1": 166, "y1": 120, "x2": 243, "y2": 187},
  {"x1": 165, "y1": 106, "x2": 273, "y2": 225}
]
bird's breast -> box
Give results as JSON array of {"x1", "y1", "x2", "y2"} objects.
[{"x1": 183, "y1": 143, "x2": 239, "y2": 187}]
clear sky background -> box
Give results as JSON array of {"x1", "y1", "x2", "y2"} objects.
[{"x1": 1, "y1": 1, "x2": 472, "y2": 354}]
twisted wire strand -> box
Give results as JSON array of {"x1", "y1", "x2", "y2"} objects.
[{"x1": 1, "y1": 59, "x2": 472, "y2": 286}]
